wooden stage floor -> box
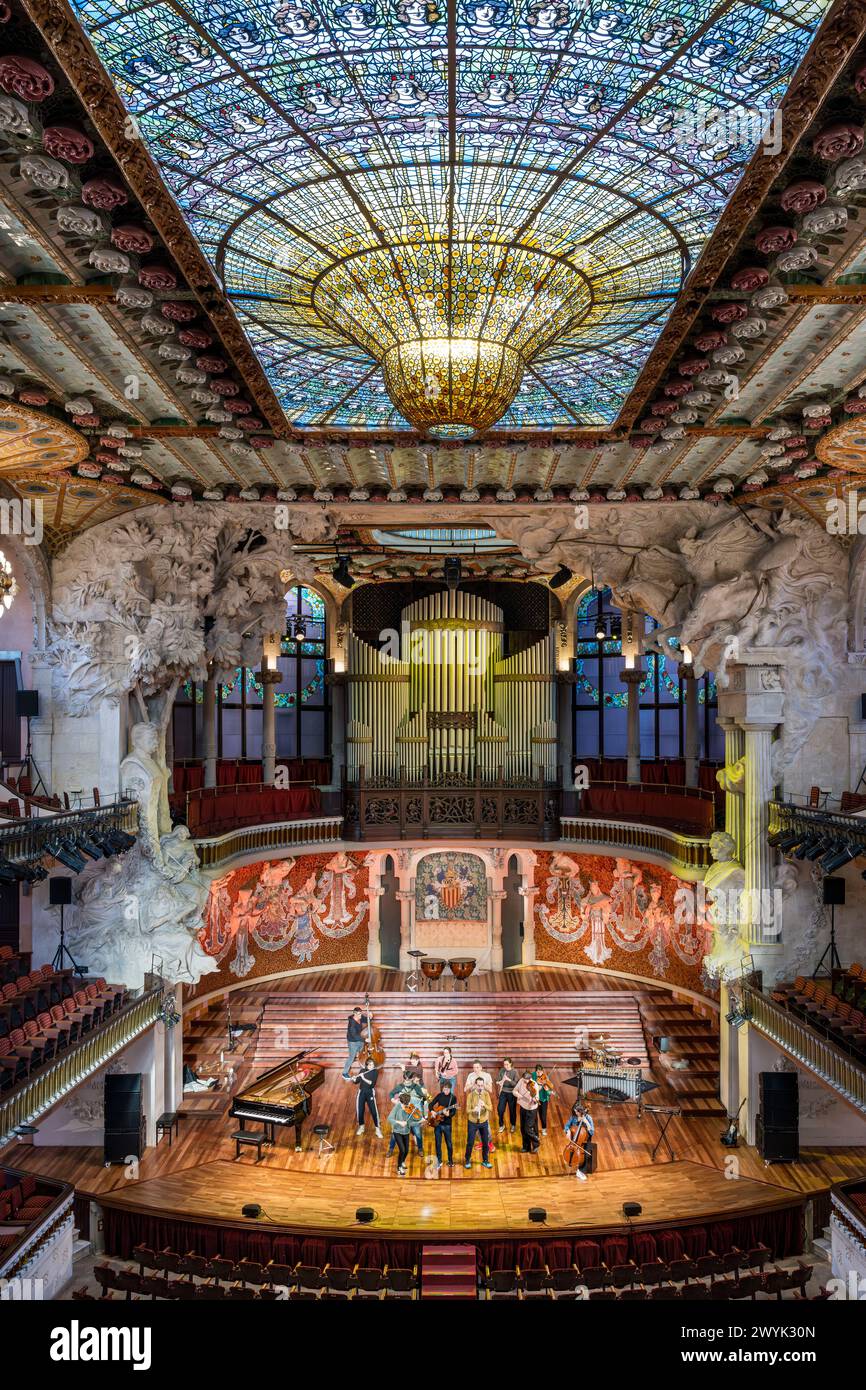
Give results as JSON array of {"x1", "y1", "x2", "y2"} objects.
[{"x1": 4, "y1": 968, "x2": 866, "y2": 1241}]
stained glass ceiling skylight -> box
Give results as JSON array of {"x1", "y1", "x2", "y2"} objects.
[{"x1": 72, "y1": 0, "x2": 831, "y2": 434}]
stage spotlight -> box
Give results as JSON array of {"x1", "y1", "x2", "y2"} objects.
[
  {"x1": 793, "y1": 837, "x2": 823, "y2": 860},
  {"x1": 333, "y1": 556, "x2": 354, "y2": 589},
  {"x1": 444, "y1": 556, "x2": 461, "y2": 593},
  {"x1": 549, "y1": 565, "x2": 572, "y2": 590},
  {"x1": 46, "y1": 838, "x2": 86, "y2": 873},
  {"x1": 776, "y1": 831, "x2": 805, "y2": 853},
  {"x1": 103, "y1": 829, "x2": 135, "y2": 854},
  {"x1": 821, "y1": 844, "x2": 859, "y2": 875},
  {"x1": 76, "y1": 835, "x2": 104, "y2": 861},
  {"x1": 804, "y1": 838, "x2": 832, "y2": 861}
]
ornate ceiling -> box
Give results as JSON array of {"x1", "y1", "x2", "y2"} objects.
[{"x1": 0, "y1": 0, "x2": 864, "y2": 548}]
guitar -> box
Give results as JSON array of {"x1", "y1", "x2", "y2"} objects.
[{"x1": 427, "y1": 1103, "x2": 454, "y2": 1127}]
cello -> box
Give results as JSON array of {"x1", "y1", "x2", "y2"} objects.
[
  {"x1": 358, "y1": 991, "x2": 386, "y2": 1068},
  {"x1": 562, "y1": 1109, "x2": 593, "y2": 1172}
]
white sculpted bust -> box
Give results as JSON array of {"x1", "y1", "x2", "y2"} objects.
[{"x1": 120, "y1": 721, "x2": 170, "y2": 859}]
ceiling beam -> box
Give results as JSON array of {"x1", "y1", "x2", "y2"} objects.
[
  {"x1": 786, "y1": 283, "x2": 866, "y2": 304},
  {"x1": 0, "y1": 283, "x2": 117, "y2": 304}
]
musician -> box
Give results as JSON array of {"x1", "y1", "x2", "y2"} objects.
[
  {"x1": 404, "y1": 1050, "x2": 424, "y2": 1087},
  {"x1": 342, "y1": 1005, "x2": 368, "y2": 1079},
  {"x1": 351, "y1": 1060, "x2": 383, "y2": 1138},
  {"x1": 387, "y1": 1091, "x2": 415, "y2": 1176},
  {"x1": 513, "y1": 1071, "x2": 541, "y2": 1154},
  {"x1": 463, "y1": 1058, "x2": 494, "y2": 1093},
  {"x1": 464, "y1": 1074, "x2": 494, "y2": 1169},
  {"x1": 434, "y1": 1045, "x2": 459, "y2": 1094},
  {"x1": 563, "y1": 1102, "x2": 594, "y2": 1181},
  {"x1": 430, "y1": 1079, "x2": 458, "y2": 1168},
  {"x1": 496, "y1": 1057, "x2": 518, "y2": 1132},
  {"x1": 532, "y1": 1062, "x2": 555, "y2": 1137},
  {"x1": 387, "y1": 1071, "x2": 428, "y2": 1156}
]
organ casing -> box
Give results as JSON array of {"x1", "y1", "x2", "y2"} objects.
[{"x1": 346, "y1": 590, "x2": 556, "y2": 782}]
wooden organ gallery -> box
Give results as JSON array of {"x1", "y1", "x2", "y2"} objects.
[{"x1": 2, "y1": 0, "x2": 865, "y2": 1345}]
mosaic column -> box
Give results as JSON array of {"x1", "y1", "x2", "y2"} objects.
[
  {"x1": 203, "y1": 674, "x2": 217, "y2": 789},
  {"x1": 681, "y1": 661, "x2": 699, "y2": 788},
  {"x1": 622, "y1": 666, "x2": 643, "y2": 785},
  {"x1": 717, "y1": 715, "x2": 746, "y2": 864}
]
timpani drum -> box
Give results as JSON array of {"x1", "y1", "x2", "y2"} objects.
[
  {"x1": 448, "y1": 958, "x2": 476, "y2": 991},
  {"x1": 420, "y1": 958, "x2": 446, "y2": 990}
]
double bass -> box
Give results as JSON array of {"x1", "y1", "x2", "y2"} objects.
[{"x1": 358, "y1": 991, "x2": 386, "y2": 1067}]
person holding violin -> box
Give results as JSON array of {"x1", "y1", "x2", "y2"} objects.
[
  {"x1": 387, "y1": 1090, "x2": 416, "y2": 1176},
  {"x1": 387, "y1": 1070, "x2": 428, "y2": 1157},
  {"x1": 532, "y1": 1062, "x2": 556, "y2": 1137},
  {"x1": 464, "y1": 1074, "x2": 494, "y2": 1169},
  {"x1": 563, "y1": 1102, "x2": 594, "y2": 1180},
  {"x1": 513, "y1": 1071, "x2": 541, "y2": 1154},
  {"x1": 434, "y1": 1045, "x2": 459, "y2": 1094},
  {"x1": 496, "y1": 1057, "x2": 519, "y2": 1133},
  {"x1": 351, "y1": 1059, "x2": 383, "y2": 1138},
  {"x1": 429, "y1": 1078, "x2": 458, "y2": 1168},
  {"x1": 342, "y1": 1005, "x2": 368, "y2": 1079}
]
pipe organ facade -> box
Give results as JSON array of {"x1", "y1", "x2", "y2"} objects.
[{"x1": 346, "y1": 590, "x2": 557, "y2": 783}]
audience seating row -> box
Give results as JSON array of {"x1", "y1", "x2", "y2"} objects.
[
  {"x1": 100, "y1": 1249, "x2": 419, "y2": 1300},
  {"x1": 482, "y1": 1248, "x2": 811, "y2": 1300},
  {"x1": 773, "y1": 976, "x2": 866, "y2": 1058},
  {"x1": 0, "y1": 978, "x2": 129, "y2": 1092},
  {"x1": 0, "y1": 965, "x2": 75, "y2": 1033},
  {"x1": 0, "y1": 945, "x2": 33, "y2": 986},
  {"x1": 833, "y1": 962, "x2": 866, "y2": 1011},
  {"x1": 181, "y1": 784, "x2": 322, "y2": 836}
]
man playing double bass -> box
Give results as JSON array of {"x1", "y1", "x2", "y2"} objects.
[{"x1": 342, "y1": 1005, "x2": 369, "y2": 1079}]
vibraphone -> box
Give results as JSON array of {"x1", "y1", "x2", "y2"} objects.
[{"x1": 577, "y1": 1061, "x2": 643, "y2": 1103}]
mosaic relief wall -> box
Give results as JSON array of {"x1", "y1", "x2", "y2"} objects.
[
  {"x1": 533, "y1": 851, "x2": 714, "y2": 996},
  {"x1": 414, "y1": 851, "x2": 488, "y2": 921},
  {"x1": 195, "y1": 850, "x2": 370, "y2": 989}
]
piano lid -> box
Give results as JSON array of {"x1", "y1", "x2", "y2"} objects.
[{"x1": 234, "y1": 1051, "x2": 323, "y2": 1105}]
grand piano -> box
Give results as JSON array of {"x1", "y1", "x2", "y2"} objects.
[{"x1": 229, "y1": 1050, "x2": 324, "y2": 1149}]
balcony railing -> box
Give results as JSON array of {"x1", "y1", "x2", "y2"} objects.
[
  {"x1": 561, "y1": 815, "x2": 712, "y2": 873},
  {"x1": 193, "y1": 815, "x2": 343, "y2": 867},
  {"x1": 343, "y1": 768, "x2": 561, "y2": 841},
  {"x1": 0, "y1": 1168, "x2": 73, "y2": 1285},
  {"x1": 742, "y1": 983, "x2": 866, "y2": 1117},
  {"x1": 0, "y1": 800, "x2": 138, "y2": 866},
  {"x1": 0, "y1": 986, "x2": 162, "y2": 1146}
]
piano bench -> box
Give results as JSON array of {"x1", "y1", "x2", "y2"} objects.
[
  {"x1": 156, "y1": 1111, "x2": 180, "y2": 1146},
  {"x1": 232, "y1": 1129, "x2": 268, "y2": 1162}
]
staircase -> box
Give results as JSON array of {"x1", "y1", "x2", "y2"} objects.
[
  {"x1": 251, "y1": 991, "x2": 649, "y2": 1071},
  {"x1": 639, "y1": 994, "x2": 724, "y2": 1118},
  {"x1": 422, "y1": 1245, "x2": 477, "y2": 1299},
  {"x1": 181, "y1": 994, "x2": 265, "y2": 1118}
]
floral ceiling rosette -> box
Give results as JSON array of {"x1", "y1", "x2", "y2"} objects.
[{"x1": 73, "y1": 0, "x2": 830, "y2": 433}]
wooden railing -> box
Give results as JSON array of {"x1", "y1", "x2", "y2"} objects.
[
  {"x1": 193, "y1": 816, "x2": 343, "y2": 867},
  {"x1": 561, "y1": 815, "x2": 712, "y2": 873},
  {"x1": 0, "y1": 987, "x2": 162, "y2": 1147},
  {"x1": 742, "y1": 983, "x2": 866, "y2": 1117},
  {"x1": 0, "y1": 1168, "x2": 73, "y2": 1284},
  {"x1": 343, "y1": 768, "x2": 561, "y2": 841}
]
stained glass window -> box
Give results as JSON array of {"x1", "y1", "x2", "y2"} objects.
[
  {"x1": 572, "y1": 588, "x2": 720, "y2": 761},
  {"x1": 70, "y1": 0, "x2": 831, "y2": 433},
  {"x1": 173, "y1": 584, "x2": 329, "y2": 762}
]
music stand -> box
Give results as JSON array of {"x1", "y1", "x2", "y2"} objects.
[
  {"x1": 406, "y1": 948, "x2": 425, "y2": 993},
  {"x1": 647, "y1": 1108, "x2": 677, "y2": 1162}
]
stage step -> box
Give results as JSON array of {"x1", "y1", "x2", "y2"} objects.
[
  {"x1": 250, "y1": 991, "x2": 650, "y2": 1071},
  {"x1": 422, "y1": 1244, "x2": 477, "y2": 1299}
]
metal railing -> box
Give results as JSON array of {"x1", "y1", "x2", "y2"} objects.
[
  {"x1": 769, "y1": 799, "x2": 866, "y2": 846},
  {"x1": 194, "y1": 816, "x2": 343, "y2": 867},
  {"x1": 0, "y1": 799, "x2": 138, "y2": 865},
  {"x1": 561, "y1": 815, "x2": 712, "y2": 872},
  {"x1": 0, "y1": 986, "x2": 162, "y2": 1146},
  {"x1": 742, "y1": 983, "x2": 866, "y2": 1116}
]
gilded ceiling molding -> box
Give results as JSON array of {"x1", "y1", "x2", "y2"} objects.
[
  {"x1": 18, "y1": 0, "x2": 294, "y2": 442},
  {"x1": 0, "y1": 400, "x2": 88, "y2": 475},
  {"x1": 618, "y1": 0, "x2": 866, "y2": 436},
  {"x1": 816, "y1": 416, "x2": 866, "y2": 471}
]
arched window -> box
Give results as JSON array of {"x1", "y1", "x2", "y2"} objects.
[
  {"x1": 172, "y1": 585, "x2": 329, "y2": 761},
  {"x1": 572, "y1": 588, "x2": 721, "y2": 761}
]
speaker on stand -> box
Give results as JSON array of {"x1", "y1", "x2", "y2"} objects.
[
  {"x1": 104, "y1": 1073, "x2": 145, "y2": 1165},
  {"x1": 48, "y1": 876, "x2": 85, "y2": 976},
  {"x1": 15, "y1": 690, "x2": 46, "y2": 797},
  {"x1": 814, "y1": 876, "x2": 844, "y2": 977},
  {"x1": 756, "y1": 1071, "x2": 799, "y2": 1163}
]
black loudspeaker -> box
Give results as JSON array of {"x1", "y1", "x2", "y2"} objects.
[
  {"x1": 823, "y1": 877, "x2": 846, "y2": 906},
  {"x1": 756, "y1": 1116, "x2": 799, "y2": 1163},
  {"x1": 242, "y1": 1204, "x2": 262, "y2": 1219},
  {"x1": 48, "y1": 877, "x2": 72, "y2": 906},
  {"x1": 622, "y1": 1201, "x2": 642, "y2": 1218},
  {"x1": 861, "y1": 693, "x2": 866, "y2": 722},
  {"x1": 103, "y1": 1125, "x2": 144, "y2": 1164},
  {"x1": 528, "y1": 1207, "x2": 547, "y2": 1223},
  {"x1": 759, "y1": 1072, "x2": 799, "y2": 1126},
  {"x1": 15, "y1": 690, "x2": 38, "y2": 719},
  {"x1": 105, "y1": 1073, "x2": 143, "y2": 1129},
  {"x1": 355, "y1": 1207, "x2": 375, "y2": 1224}
]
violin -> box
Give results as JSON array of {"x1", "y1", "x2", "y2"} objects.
[
  {"x1": 359, "y1": 990, "x2": 386, "y2": 1067},
  {"x1": 403, "y1": 1098, "x2": 424, "y2": 1123},
  {"x1": 535, "y1": 1068, "x2": 556, "y2": 1097}
]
